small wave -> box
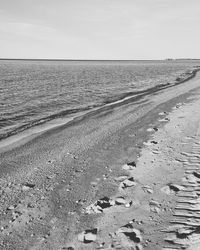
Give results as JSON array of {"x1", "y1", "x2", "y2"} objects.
[
  {"x1": 0, "y1": 66, "x2": 200, "y2": 142},
  {"x1": 0, "y1": 106, "x2": 92, "y2": 141}
]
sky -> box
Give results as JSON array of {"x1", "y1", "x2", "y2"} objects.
[{"x1": 0, "y1": 0, "x2": 200, "y2": 60}]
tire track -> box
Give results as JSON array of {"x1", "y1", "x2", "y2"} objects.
[{"x1": 164, "y1": 132, "x2": 200, "y2": 250}]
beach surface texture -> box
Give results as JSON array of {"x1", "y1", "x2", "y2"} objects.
[{"x1": 1, "y1": 68, "x2": 200, "y2": 249}]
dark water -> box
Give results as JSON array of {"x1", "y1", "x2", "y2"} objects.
[{"x1": 0, "y1": 60, "x2": 200, "y2": 140}]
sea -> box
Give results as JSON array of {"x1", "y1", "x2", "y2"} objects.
[{"x1": 0, "y1": 59, "x2": 200, "y2": 141}]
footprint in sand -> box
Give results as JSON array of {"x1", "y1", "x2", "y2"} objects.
[
  {"x1": 119, "y1": 177, "x2": 136, "y2": 189},
  {"x1": 143, "y1": 140, "x2": 158, "y2": 146},
  {"x1": 85, "y1": 196, "x2": 132, "y2": 214},
  {"x1": 78, "y1": 228, "x2": 98, "y2": 243},
  {"x1": 159, "y1": 117, "x2": 170, "y2": 122},
  {"x1": 114, "y1": 197, "x2": 132, "y2": 208},
  {"x1": 110, "y1": 221, "x2": 143, "y2": 249},
  {"x1": 115, "y1": 175, "x2": 136, "y2": 188},
  {"x1": 122, "y1": 161, "x2": 137, "y2": 170},
  {"x1": 142, "y1": 185, "x2": 153, "y2": 194},
  {"x1": 114, "y1": 175, "x2": 129, "y2": 182},
  {"x1": 161, "y1": 183, "x2": 184, "y2": 195},
  {"x1": 147, "y1": 127, "x2": 158, "y2": 132},
  {"x1": 159, "y1": 111, "x2": 168, "y2": 116}
]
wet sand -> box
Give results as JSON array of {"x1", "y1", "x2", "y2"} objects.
[{"x1": 1, "y1": 71, "x2": 200, "y2": 249}]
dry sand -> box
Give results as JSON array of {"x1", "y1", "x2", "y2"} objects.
[{"x1": 1, "y1": 71, "x2": 200, "y2": 249}]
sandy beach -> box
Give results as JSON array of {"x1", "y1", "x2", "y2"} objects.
[{"x1": 1, "y1": 70, "x2": 200, "y2": 250}]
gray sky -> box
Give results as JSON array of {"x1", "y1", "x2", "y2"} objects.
[{"x1": 0, "y1": 0, "x2": 199, "y2": 60}]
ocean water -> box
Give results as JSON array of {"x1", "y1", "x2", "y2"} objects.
[{"x1": 0, "y1": 60, "x2": 200, "y2": 141}]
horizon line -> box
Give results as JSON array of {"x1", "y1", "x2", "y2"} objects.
[{"x1": 0, "y1": 58, "x2": 200, "y2": 62}]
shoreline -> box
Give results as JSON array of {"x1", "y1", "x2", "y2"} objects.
[
  {"x1": 1, "y1": 69, "x2": 200, "y2": 249},
  {"x1": 1, "y1": 66, "x2": 200, "y2": 153}
]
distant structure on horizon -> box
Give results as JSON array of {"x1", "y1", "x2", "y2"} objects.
[{"x1": 165, "y1": 58, "x2": 200, "y2": 61}]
